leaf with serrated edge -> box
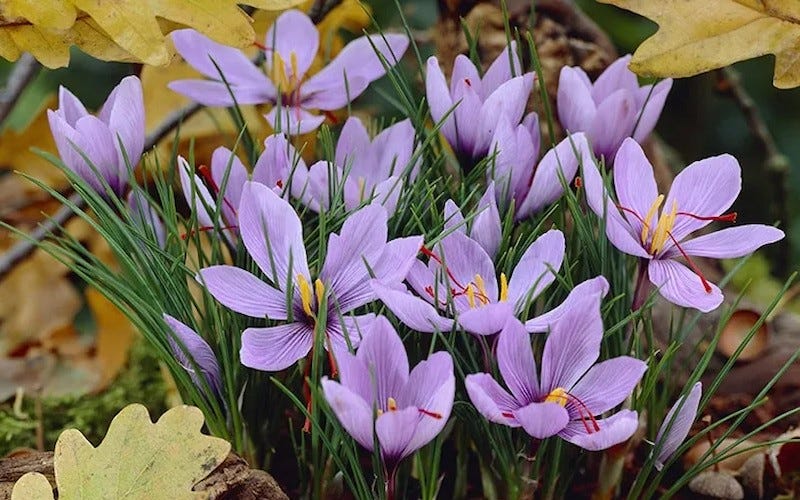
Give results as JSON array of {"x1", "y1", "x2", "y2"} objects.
[
  {"x1": 11, "y1": 472, "x2": 55, "y2": 500},
  {"x1": 54, "y1": 404, "x2": 230, "y2": 499},
  {"x1": 599, "y1": 0, "x2": 800, "y2": 88}
]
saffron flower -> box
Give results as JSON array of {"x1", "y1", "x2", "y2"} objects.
[
  {"x1": 488, "y1": 120, "x2": 592, "y2": 220},
  {"x1": 557, "y1": 55, "x2": 672, "y2": 160},
  {"x1": 465, "y1": 304, "x2": 647, "y2": 450},
  {"x1": 444, "y1": 183, "x2": 502, "y2": 259},
  {"x1": 197, "y1": 182, "x2": 422, "y2": 371},
  {"x1": 322, "y1": 316, "x2": 454, "y2": 471},
  {"x1": 163, "y1": 314, "x2": 222, "y2": 396},
  {"x1": 653, "y1": 382, "x2": 702, "y2": 470},
  {"x1": 306, "y1": 117, "x2": 418, "y2": 215},
  {"x1": 426, "y1": 43, "x2": 534, "y2": 160},
  {"x1": 169, "y1": 10, "x2": 409, "y2": 134},
  {"x1": 48, "y1": 76, "x2": 144, "y2": 196},
  {"x1": 583, "y1": 138, "x2": 785, "y2": 312}
]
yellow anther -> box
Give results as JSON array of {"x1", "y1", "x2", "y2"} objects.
[
  {"x1": 640, "y1": 194, "x2": 664, "y2": 244},
  {"x1": 387, "y1": 397, "x2": 398, "y2": 412},
  {"x1": 474, "y1": 274, "x2": 489, "y2": 305},
  {"x1": 357, "y1": 177, "x2": 366, "y2": 202},
  {"x1": 499, "y1": 273, "x2": 508, "y2": 302},
  {"x1": 545, "y1": 387, "x2": 568, "y2": 407},
  {"x1": 314, "y1": 279, "x2": 325, "y2": 307},
  {"x1": 290, "y1": 51, "x2": 299, "y2": 86},
  {"x1": 465, "y1": 284, "x2": 476, "y2": 308},
  {"x1": 650, "y1": 200, "x2": 678, "y2": 254},
  {"x1": 297, "y1": 274, "x2": 314, "y2": 318}
]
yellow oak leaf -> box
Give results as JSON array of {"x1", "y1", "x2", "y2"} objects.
[
  {"x1": 49, "y1": 404, "x2": 230, "y2": 499},
  {"x1": 599, "y1": 0, "x2": 800, "y2": 88},
  {"x1": 11, "y1": 472, "x2": 54, "y2": 500}
]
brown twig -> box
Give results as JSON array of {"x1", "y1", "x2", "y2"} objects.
[
  {"x1": 0, "y1": 100, "x2": 203, "y2": 279},
  {"x1": 715, "y1": 66, "x2": 791, "y2": 274},
  {"x1": 0, "y1": 53, "x2": 41, "y2": 126}
]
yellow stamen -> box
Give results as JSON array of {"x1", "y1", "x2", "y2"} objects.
[
  {"x1": 387, "y1": 397, "x2": 398, "y2": 411},
  {"x1": 474, "y1": 274, "x2": 489, "y2": 305},
  {"x1": 640, "y1": 194, "x2": 664, "y2": 244},
  {"x1": 650, "y1": 200, "x2": 678, "y2": 254},
  {"x1": 357, "y1": 177, "x2": 366, "y2": 202},
  {"x1": 465, "y1": 284, "x2": 476, "y2": 308},
  {"x1": 314, "y1": 279, "x2": 325, "y2": 307},
  {"x1": 297, "y1": 274, "x2": 314, "y2": 317},
  {"x1": 499, "y1": 273, "x2": 508, "y2": 302},
  {"x1": 290, "y1": 51, "x2": 299, "y2": 86},
  {"x1": 545, "y1": 387, "x2": 568, "y2": 407}
]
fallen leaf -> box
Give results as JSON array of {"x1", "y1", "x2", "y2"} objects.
[
  {"x1": 11, "y1": 472, "x2": 53, "y2": 500},
  {"x1": 51, "y1": 404, "x2": 230, "y2": 499},
  {"x1": 598, "y1": 0, "x2": 800, "y2": 88}
]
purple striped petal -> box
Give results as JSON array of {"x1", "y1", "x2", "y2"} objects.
[
  {"x1": 559, "y1": 409, "x2": 638, "y2": 451},
  {"x1": 372, "y1": 281, "x2": 454, "y2": 333},
  {"x1": 662, "y1": 225, "x2": 784, "y2": 260},
  {"x1": 654, "y1": 382, "x2": 702, "y2": 470},
  {"x1": 569, "y1": 356, "x2": 647, "y2": 414},
  {"x1": 524, "y1": 276, "x2": 609, "y2": 333},
  {"x1": 197, "y1": 265, "x2": 288, "y2": 319},
  {"x1": 264, "y1": 10, "x2": 319, "y2": 82},
  {"x1": 514, "y1": 402, "x2": 570, "y2": 439},
  {"x1": 163, "y1": 314, "x2": 221, "y2": 395},
  {"x1": 465, "y1": 373, "x2": 521, "y2": 426},
  {"x1": 648, "y1": 258, "x2": 723, "y2": 312},
  {"x1": 507, "y1": 229, "x2": 565, "y2": 309},
  {"x1": 240, "y1": 323, "x2": 313, "y2": 371},
  {"x1": 496, "y1": 318, "x2": 540, "y2": 405},
  {"x1": 322, "y1": 378, "x2": 375, "y2": 450}
]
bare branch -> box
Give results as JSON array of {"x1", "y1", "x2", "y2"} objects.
[{"x1": 0, "y1": 53, "x2": 41, "y2": 126}]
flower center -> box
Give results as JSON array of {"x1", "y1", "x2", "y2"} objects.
[
  {"x1": 296, "y1": 273, "x2": 325, "y2": 320},
  {"x1": 546, "y1": 387, "x2": 601, "y2": 434},
  {"x1": 420, "y1": 247, "x2": 505, "y2": 309},
  {"x1": 376, "y1": 396, "x2": 442, "y2": 419}
]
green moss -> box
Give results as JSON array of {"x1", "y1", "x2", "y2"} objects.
[{"x1": 0, "y1": 340, "x2": 167, "y2": 454}]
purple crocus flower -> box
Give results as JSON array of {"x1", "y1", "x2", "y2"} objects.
[
  {"x1": 558, "y1": 55, "x2": 672, "y2": 160},
  {"x1": 488, "y1": 117, "x2": 593, "y2": 220},
  {"x1": 583, "y1": 138, "x2": 785, "y2": 312},
  {"x1": 322, "y1": 315, "x2": 454, "y2": 472},
  {"x1": 169, "y1": 10, "x2": 409, "y2": 135},
  {"x1": 163, "y1": 314, "x2": 222, "y2": 396},
  {"x1": 127, "y1": 190, "x2": 166, "y2": 248},
  {"x1": 305, "y1": 117, "x2": 418, "y2": 215},
  {"x1": 426, "y1": 43, "x2": 534, "y2": 160},
  {"x1": 48, "y1": 76, "x2": 144, "y2": 196},
  {"x1": 465, "y1": 304, "x2": 647, "y2": 450},
  {"x1": 653, "y1": 382, "x2": 702, "y2": 470},
  {"x1": 197, "y1": 181, "x2": 422, "y2": 371},
  {"x1": 444, "y1": 183, "x2": 502, "y2": 259}
]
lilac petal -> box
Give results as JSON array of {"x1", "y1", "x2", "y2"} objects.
[
  {"x1": 370, "y1": 235, "x2": 425, "y2": 286},
  {"x1": 514, "y1": 402, "x2": 570, "y2": 439},
  {"x1": 539, "y1": 294, "x2": 603, "y2": 393},
  {"x1": 254, "y1": 133, "x2": 308, "y2": 194},
  {"x1": 569, "y1": 356, "x2": 647, "y2": 414},
  {"x1": 307, "y1": 160, "x2": 338, "y2": 210},
  {"x1": 481, "y1": 42, "x2": 523, "y2": 98},
  {"x1": 73, "y1": 115, "x2": 125, "y2": 194},
  {"x1": 335, "y1": 117, "x2": 371, "y2": 169},
  {"x1": 354, "y1": 316, "x2": 409, "y2": 408},
  {"x1": 338, "y1": 313, "x2": 376, "y2": 350},
  {"x1": 613, "y1": 138, "x2": 659, "y2": 234},
  {"x1": 587, "y1": 88, "x2": 637, "y2": 160},
  {"x1": 210, "y1": 147, "x2": 248, "y2": 224},
  {"x1": 488, "y1": 118, "x2": 530, "y2": 205},
  {"x1": 333, "y1": 347, "x2": 371, "y2": 401},
  {"x1": 437, "y1": 232, "x2": 498, "y2": 302},
  {"x1": 376, "y1": 407, "x2": 419, "y2": 465},
  {"x1": 197, "y1": 265, "x2": 288, "y2": 319},
  {"x1": 101, "y1": 76, "x2": 144, "y2": 171},
  {"x1": 450, "y1": 54, "x2": 483, "y2": 96},
  {"x1": 172, "y1": 29, "x2": 273, "y2": 89},
  {"x1": 57, "y1": 86, "x2": 89, "y2": 125},
  {"x1": 471, "y1": 183, "x2": 502, "y2": 258},
  {"x1": 663, "y1": 225, "x2": 784, "y2": 260},
  {"x1": 590, "y1": 55, "x2": 638, "y2": 101},
  {"x1": 368, "y1": 176, "x2": 403, "y2": 215},
  {"x1": 265, "y1": 106, "x2": 327, "y2": 135},
  {"x1": 525, "y1": 276, "x2": 609, "y2": 333},
  {"x1": 654, "y1": 382, "x2": 702, "y2": 471},
  {"x1": 465, "y1": 373, "x2": 521, "y2": 426},
  {"x1": 372, "y1": 119, "x2": 416, "y2": 180},
  {"x1": 475, "y1": 74, "x2": 534, "y2": 156},
  {"x1": 238, "y1": 181, "x2": 309, "y2": 289},
  {"x1": 371, "y1": 281, "x2": 454, "y2": 333},
  {"x1": 557, "y1": 66, "x2": 596, "y2": 133},
  {"x1": 497, "y1": 318, "x2": 540, "y2": 405},
  {"x1": 322, "y1": 204, "x2": 388, "y2": 309},
  {"x1": 322, "y1": 378, "x2": 375, "y2": 450},
  {"x1": 127, "y1": 191, "x2": 166, "y2": 248},
  {"x1": 300, "y1": 75, "x2": 369, "y2": 111},
  {"x1": 559, "y1": 409, "x2": 639, "y2": 451},
  {"x1": 400, "y1": 352, "x2": 455, "y2": 455},
  {"x1": 264, "y1": 10, "x2": 319, "y2": 81},
  {"x1": 443, "y1": 200, "x2": 466, "y2": 233},
  {"x1": 178, "y1": 156, "x2": 214, "y2": 227},
  {"x1": 517, "y1": 132, "x2": 589, "y2": 219},
  {"x1": 633, "y1": 79, "x2": 672, "y2": 143},
  {"x1": 581, "y1": 157, "x2": 650, "y2": 258},
  {"x1": 168, "y1": 80, "x2": 269, "y2": 106},
  {"x1": 163, "y1": 314, "x2": 221, "y2": 394},
  {"x1": 458, "y1": 302, "x2": 515, "y2": 336},
  {"x1": 48, "y1": 114, "x2": 105, "y2": 194},
  {"x1": 425, "y1": 56, "x2": 457, "y2": 147},
  {"x1": 648, "y1": 259, "x2": 723, "y2": 312},
  {"x1": 507, "y1": 229, "x2": 565, "y2": 309},
  {"x1": 663, "y1": 154, "x2": 741, "y2": 242},
  {"x1": 406, "y1": 259, "x2": 438, "y2": 303},
  {"x1": 241, "y1": 323, "x2": 313, "y2": 371},
  {"x1": 451, "y1": 77, "x2": 482, "y2": 156}
]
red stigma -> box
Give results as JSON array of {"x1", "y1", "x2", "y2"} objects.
[
  {"x1": 574, "y1": 176, "x2": 582, "y2": 189},
  {"x1": 419, "y1": 246, "x2": 490, "y2": 304},
  {"x1": 464, "y1": 78, "x2": 472, "y2": 87},
  {"x1": 418, "y1": 408, "x2": 443, "y2": 419},
  {"x1": 666, "y1": 231, "x2": 713, "y2": 293},
  {"x1": 276, "y1": 179, "x2": 284, "y2": 189},
  {"x1": 253, "y1": 40, "x2": 268, "y2": 51},
  {"x1": 322, "y1": 110, "x2": 339, "y2": 125},
  {"x1": 180, "y1": 224, "x2": 238, "y2": 240},
  {"x1": 677, "y1": 211, "x2": 737, "y2": 223}
]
